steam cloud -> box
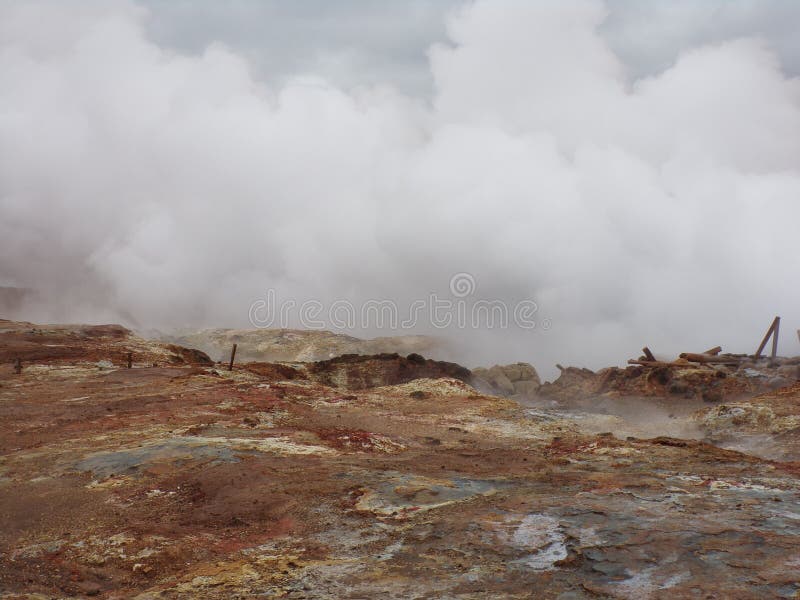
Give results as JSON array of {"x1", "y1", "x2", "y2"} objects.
[{"x1": 2, "y1": 0, "x2": 799, "y2": 375}]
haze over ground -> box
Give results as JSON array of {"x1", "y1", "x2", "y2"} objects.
[{"x1": 2, "y1": 0, "x2": 799, "y2": 375}]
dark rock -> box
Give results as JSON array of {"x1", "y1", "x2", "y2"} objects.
[
  {"x1": 165, "y1": 344, "x2": 214, "y2": 365},
  {"x1": 702, "y1": 388, "x2": 723, "y2": 403},
  {"x1": 307, "y1": 353, "x2": 472, "y2": 390},
  {"x1": 669, "y1": 380, "x2": 689, "y2": 395}
]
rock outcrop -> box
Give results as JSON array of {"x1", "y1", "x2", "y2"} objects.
[
  {"x1": 0, "y1": 319, "x2": 212, "y2": 366},
  {"x1": 538, "y1": 358, "x2": 800, "y2": 403},
  {"x1": 159, "y1": 327, "x2": 444, "y2": 363},
  {"x1": 307, "y1": 352, "x2": 472, "y2": 390},
  {"x1": 472, "y1": 362, "x2": 541, "y2": 398}
]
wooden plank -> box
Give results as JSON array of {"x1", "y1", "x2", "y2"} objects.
[
  {"x1": 703, "y1": 346, "x2": 722, "y2": 356},
  {"x1": 755, "y1": 316, "x2": 780, "y2": 358}
]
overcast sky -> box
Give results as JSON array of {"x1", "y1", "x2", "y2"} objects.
[
  {"x1": 137, "y1": 0, "x2": 800, "y2": 92},
  {"x1": 2, "y1": 1, "x2": 799, "y2": 375}
]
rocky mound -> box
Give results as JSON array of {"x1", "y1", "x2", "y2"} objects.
[
  {"x1": 688, "y1": 382, "x2": 800, "y2": 461},
  {"x1": 472, "y1": 363, "x2": 541, "y2": 398},
  {"x1": 0, "y1": 320, "x2": 212, "y2": 368},
  {"x1": 538, "y1": 359, "x2": 800, "y2": 403},
  {"x1": 159, "y1": 327, "x2": 443, "y2": 363},
  {"x1": 306, "y1": 352, "x2": 472, "y2": 390}
]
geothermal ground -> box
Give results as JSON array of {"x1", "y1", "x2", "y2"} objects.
[{"x1": 1, "y1": 320, "x2": 800, "y2": 599}]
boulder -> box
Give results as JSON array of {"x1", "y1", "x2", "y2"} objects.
[
  {"x1": 486, "y1": 366, "x2": 516, "y2": 395},
  {"x1": 513, "y1": 380, "x2": 540, "y2": 396},
  {"x1": 472, "y1": 363, "x2": 541, "y2": 398}
]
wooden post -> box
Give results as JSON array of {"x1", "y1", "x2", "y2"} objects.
[
  {"x1": 703, "y1": 346, "x2": 722, "y2": 356},
  {"x1": 13, "y1": 357, "x2": 22, "y2": 374},
  {"x1": 127, "y1": 352, "x2": 133, "y2": 369},
  {"x1": 228, "y1": 344, "x2": 237, "y2": 371},
  {"x1": 754, "y1": 316, "x2": 780, "y2": 359},
  {"x1": 642, "y1": 347, "x2": 656, "y2": 362},
  {"x1": 771, "y1": 317, "x2": 780, "y2": 359}
]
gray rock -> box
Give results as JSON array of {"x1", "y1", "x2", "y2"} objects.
[
  {"x1": 776, "y1": 365, "x2": 800, "y2": 380},
  {"x1": 472, "y1": 363, "x2": 541, "y2": 397},
  {"x1": 486, "y1": 367, "x2": 515, "y2": 395},
  {"x1": 767, "y1": 376, "x2": 791, "y2": 390},
  {"x1": 513, "y1": 380, "x2": 540, "y2": 397}
]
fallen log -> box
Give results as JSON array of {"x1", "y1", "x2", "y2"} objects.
[
  {"x1": 703, "y1": 346, "x2": 722, "y2": 356},
  {"x1": 628, "y1": 359, "x2": 698, "y2": 368},
  {"x1": 678, "y1": 352, "x2": 740, "y2": 364}
]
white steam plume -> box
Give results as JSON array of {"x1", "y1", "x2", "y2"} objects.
[{"x1": 1, "y1": 0, "x2": 799, "y2": 376}]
